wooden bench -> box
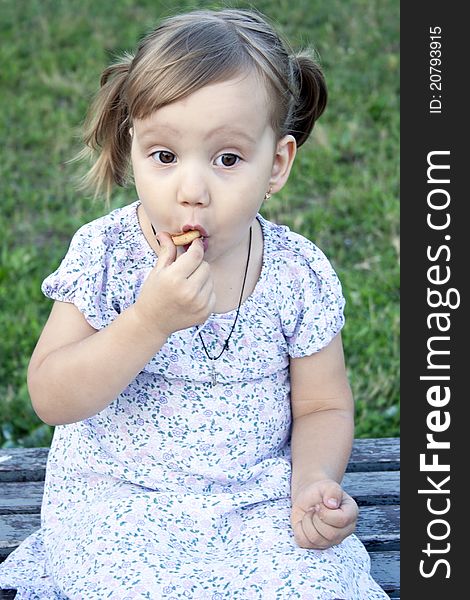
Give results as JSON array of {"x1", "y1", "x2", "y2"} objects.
[{"x1": 0, "y1": 437, "x2": 399, "y2": 599}]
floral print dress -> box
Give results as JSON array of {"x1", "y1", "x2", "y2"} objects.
[{"x1": 0, "y1": 201, "x2": 388, "y2": 599}]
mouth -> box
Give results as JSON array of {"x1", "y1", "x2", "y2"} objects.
[
  {"x1": 181, "y1": 224, "x2": 208, "y2": 238},
  {"x1": 172, "y1": 224, "x2": 209, "y2": 252}
]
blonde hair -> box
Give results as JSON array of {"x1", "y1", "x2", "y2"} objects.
[{"x1": 78, "y1": 8, "x2": 328, "y2": 201}]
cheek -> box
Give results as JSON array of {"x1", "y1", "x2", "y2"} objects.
[
  {"x1": 131, "y1": 160, "x2": 156, "y2": 197},
  {"x1": 130, "y1": 143, "x2": 153, "y2": 183},
  {"x1": 130, "y1": 153, "x2": 143, "y2": 184},
  {"x1": 243, "y1": 174, "x2": 270, "y2": 205},
  {"x1": 239, "y1": 159, "x2": 272, "y2": 193}
]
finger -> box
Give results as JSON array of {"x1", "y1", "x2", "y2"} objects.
[
  {"x1": 299, "y1": 509, "x2": 324, "y2": 547},
  {"x1": 171, "y1": 238, "x2": 205, "y2": 279},
  {"x1": 154, "y1": 231, "x2": 177, "y2": 270},
  {"x1": 314, "y1": 494, "x2": 358, "y2": 530},
  {"x1": 317, "y1": 505, "x2": 356, "y2": 529},
  {"x1": 312, "y1": 511, "x2": 356, "y2": 546},
  {"x1": 196, "y1": 276, "x2": 216, "y2": 316},
  {"x1": 189, "y1": 261, "x2": 212, "y2": 293},
  {"x1": 292, "y1": 519, "x2": 316, "y2": 549},
  {"x1": 318, "y1": 480, "x2": 343, "y2": 510},
  {"x1": 296, "y1": 510, "x2": 336, "y2": 549},
  {"x1": 291, "y1": 484, "x2": 323, "y2": 514}
]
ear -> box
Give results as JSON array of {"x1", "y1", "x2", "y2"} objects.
[{"x1": 268, "y1": 135, "x2": 297, "y2": 194}]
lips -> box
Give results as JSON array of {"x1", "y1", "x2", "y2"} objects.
[
  {"x1": 172, "y1": 224, "x2": 209, "y2": 252},
  {"x1": 181, "y1": 224, "x2": 208, "y2": 238}
]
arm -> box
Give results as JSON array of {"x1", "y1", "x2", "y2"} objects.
[
  {"x1": 28, "y1": 300, "x2": 168, "y2": 425},
  {"x1": 289, "y1": 333, "x2": 358, "y2": 548},
  {"x1": 29, "y1": 236, "x2": 214, "y2": 426}
]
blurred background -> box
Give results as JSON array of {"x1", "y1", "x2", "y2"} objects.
[{"x1": 0, "y1": 0, "x2": 399, "y2": 447}]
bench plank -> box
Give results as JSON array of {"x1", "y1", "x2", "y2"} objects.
[
  {"x1": 0, "y1": 470, "x2": 399, "y2": 515},
  {"x1": 343, "y1": 471, "x2": 400, "y2": 505},
  {"x1": 0, "y1": 483, "x2": 45, "y2": 515},
  {"x1": 0, "y1": 438, "x2": 401, "y2": 482},
  {"x1": 370, "y1": 551, "x2": 400, "y2": 595},
  {"x1": 348, "y1": 437, "x2": 400, "y2": 472},
  {"x1": 0, "y1": 514, "x2": 40, "y2": 560},
  {"x1": 355, "y1": 505, "x2": 400, "y2": 551},
  {"x1": 0, "y1": 449, "x2": 48, "y2": 483}
]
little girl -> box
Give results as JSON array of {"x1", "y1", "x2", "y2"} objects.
[{"x1": 0, "y1": 8, "x2": 388, "y2": 599}]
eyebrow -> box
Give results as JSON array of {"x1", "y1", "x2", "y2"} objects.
[
  {"x1": 137, "y1": 124, "x2": 181, "y2": 143},
  {"x1": 203, "y1": 126, "x2": 257, "y2": 145},
  {"x1": 137, "y1": 124, "x2": 257, "y2": 146}
]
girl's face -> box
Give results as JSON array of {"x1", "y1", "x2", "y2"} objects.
[{"x1": 130, "y1": 71, "x2": 296, "y2": 264}]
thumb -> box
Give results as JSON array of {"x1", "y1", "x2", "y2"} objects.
[
  {"x1": 319, "y1": 481, "x2": 343, "y2": 510},
  {"x1": 154, "y1": 231, "x2": 177, "y2": 270}
]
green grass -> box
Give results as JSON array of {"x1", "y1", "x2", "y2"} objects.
[{"x1": 0, "y1": 0, "x2": 399, "y2": 447}]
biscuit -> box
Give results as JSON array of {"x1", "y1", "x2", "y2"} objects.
[{"x1": 171, "y1": 230, "x2": 201, "y2": 246}]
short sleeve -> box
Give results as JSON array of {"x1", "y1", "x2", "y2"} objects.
[
  {"x1": 276, "y1": 234, "x2": 345, "y2": 358},
  {"x1": 41, "y1": 223, "x2": 109, "y2": 329}
]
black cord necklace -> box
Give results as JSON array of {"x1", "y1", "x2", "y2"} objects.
[{"x1": 199, "y1": 226, "x2": 252, "y2": 386}]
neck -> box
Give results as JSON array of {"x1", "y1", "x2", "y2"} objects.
[{"x1": 211, "y1": 222, "x2": 262, "y2": 314}]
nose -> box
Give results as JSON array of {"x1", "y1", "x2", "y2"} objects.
[{"x1": 176, "y1": 164, "x2": 210, "y2": 207}]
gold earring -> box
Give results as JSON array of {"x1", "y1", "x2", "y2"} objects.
[{"x1": 264, "y1": 187, "x2": 272, "y2": 201}]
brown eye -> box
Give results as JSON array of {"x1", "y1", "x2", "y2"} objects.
[
  {"x1": 216, "y1": 153, "x2": 240, "y2": 167},
  {"x1": 153, "y1": 151, "x2": 176, "y2": 164}
]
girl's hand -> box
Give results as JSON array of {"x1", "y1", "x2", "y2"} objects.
[
  {"x1": 290, "y1": 479, "x2": 358, "y2": 549},
  {"x1": 133, "y1": 232, "x2": 215, "y2": 337}
]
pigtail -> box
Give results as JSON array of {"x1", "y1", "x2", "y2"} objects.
[
  {"x1": 76, "y1": 55, "x2": 133, "y2": 202},
  {"x1": 288, "y1": 53, "x2": 328, "y2": 147}
]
